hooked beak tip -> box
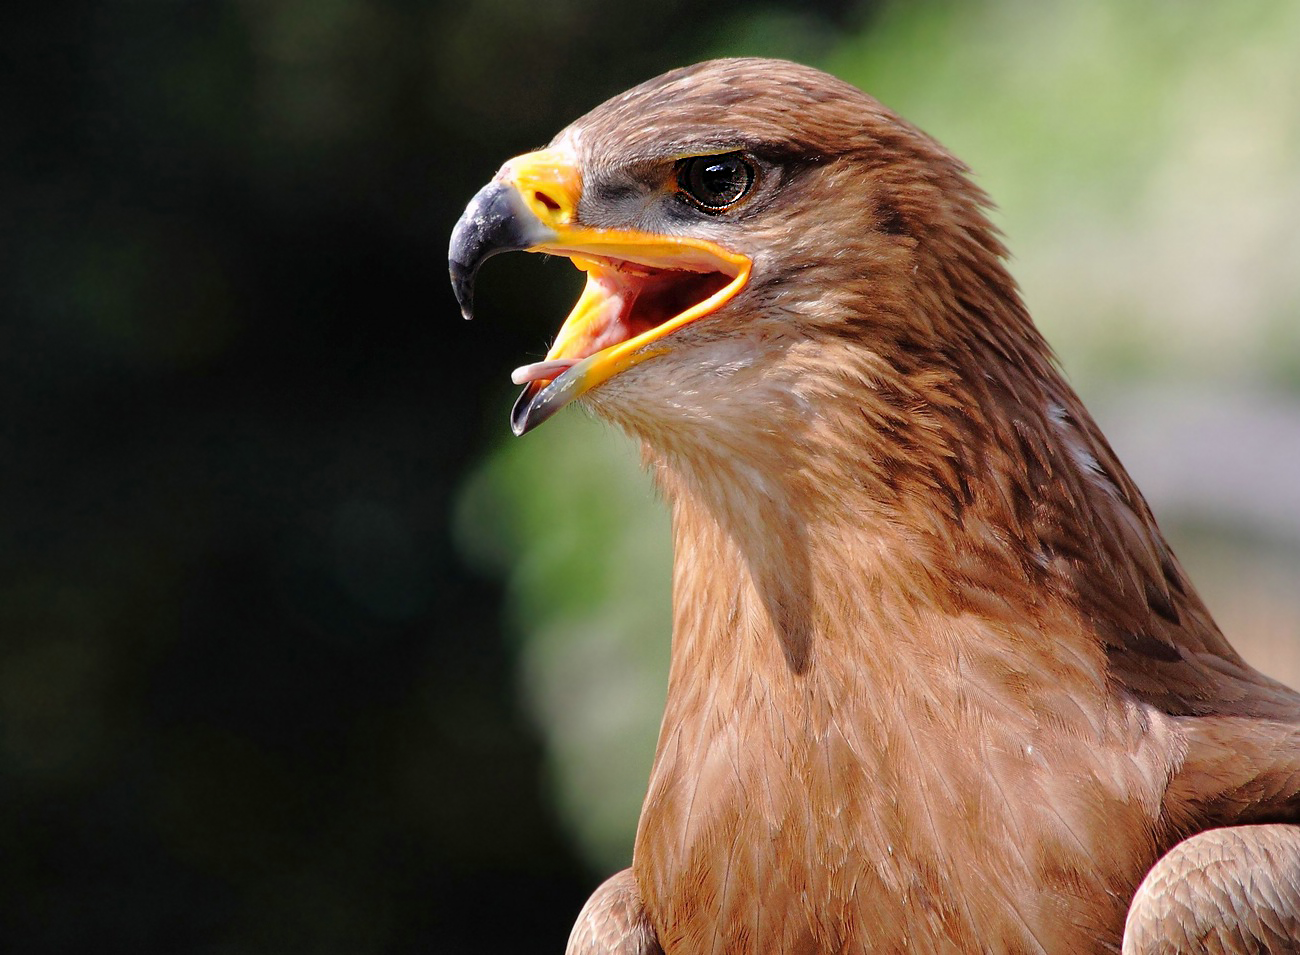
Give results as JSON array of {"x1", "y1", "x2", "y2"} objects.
[
  {"x1": 510, "y1": 371, "x2": 582, "y2": 436},
  {"x1": 447, "y1": 180, "x2": 557, "y2": 323},
  {"x1": 449, "y1": 263, "x2": 476, "y2": 321},
  {"x1": 510, "y1": 382, "x2": 542, "y2": 436}
]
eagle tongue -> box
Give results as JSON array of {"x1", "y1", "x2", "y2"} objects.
[{"x1": 511, "y1": 358, "x2": 579, "y2": 385}]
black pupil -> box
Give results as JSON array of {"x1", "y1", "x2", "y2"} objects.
[{"x1": 686, "y1": 155, "x2": 751, "y2": 209}]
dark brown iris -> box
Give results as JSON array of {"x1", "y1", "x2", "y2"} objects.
[{"x1": 677, "y1": 153, "x2": 755, "y2": 212}]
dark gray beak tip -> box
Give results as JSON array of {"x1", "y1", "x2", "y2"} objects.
[
  {"x1": 510, "y1": 372, "x2": 581, "y2": 437},
  {"x1": 450, "y1": 177, "x2": 574, "y2": 434},
  {"x1": 447, "y1": 180, "x2": 557, "y2": 323},
  {"x1": 448, "y1": 258, "x2": 477, "y2": 321},
  {"x1": 510, "y1": 383, "x2": 544, "y2": 436}
]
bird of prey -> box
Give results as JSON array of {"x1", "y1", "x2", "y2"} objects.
[{"x1": 449, "y1": 58, "x2": 1300, "y2": 954}]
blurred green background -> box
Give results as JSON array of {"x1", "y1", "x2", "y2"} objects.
[{"x1": 4, "y1": 1, "x2": 1298, "y2": 951}]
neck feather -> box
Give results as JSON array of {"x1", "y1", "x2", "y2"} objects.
[{"x1": 638, "y1": 287, "x2": 1240, "y2": 718}]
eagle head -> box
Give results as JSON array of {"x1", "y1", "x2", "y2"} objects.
[{"x1": 450, "y1": 58, "x2": 1029, "y2": 454}]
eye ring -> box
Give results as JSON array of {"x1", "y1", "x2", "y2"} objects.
[{"x1": 676, "y1": 153, "x2": 756, "y2": 213}]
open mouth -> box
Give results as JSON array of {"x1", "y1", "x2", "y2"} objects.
[
  {"x1": 504, "y1": 241, "x2": 750, "y2": 435},
  {"x1": 511, "y1": 256, "x2": 736, "y2": 387},
  {"x1": 446, "y1": 148, "x2": 753, "y2": 434}
]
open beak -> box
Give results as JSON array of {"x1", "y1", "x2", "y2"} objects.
[{"x1": 449, "y1": 148, "x2": 752, "y2": 435}]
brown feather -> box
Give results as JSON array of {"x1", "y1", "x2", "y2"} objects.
[
  {"x1": 525, "y1": 58, "x2": 1300, "y2": 953},
  {"x1": 1123, "y1": 826, "x2": 1300, "y2": 953}
]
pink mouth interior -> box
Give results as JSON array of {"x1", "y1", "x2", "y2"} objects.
[{"x1": 512, "y1": 261, "x2": 731, "y2": 386}]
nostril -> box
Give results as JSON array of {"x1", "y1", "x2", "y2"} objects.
[{"x1": 533, "y1": 190, "x2": 562, "y2": 213}]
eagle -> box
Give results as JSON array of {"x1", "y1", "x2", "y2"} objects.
[{"x1": 449, "y1": 59, "x2": 1300, "y2": 954}]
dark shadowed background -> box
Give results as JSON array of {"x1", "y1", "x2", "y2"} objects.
[
  {"x1": 4, "y1": 2, "x2": 1298, "y2": 952},
  {"x1": 1, "y1": 1, "x2": 860, "y2": 951}
]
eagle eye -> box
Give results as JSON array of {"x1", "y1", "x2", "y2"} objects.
[{"x1": 676, "y1": 153, "x2": 755, "y2": 213}]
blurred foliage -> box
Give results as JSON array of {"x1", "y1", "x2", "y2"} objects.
[
  {"x1": 826, "y1": 0, "x2": 1300, "y2": 386},
  {"x1": 459, "y1": 0, "x2": 1300, "y2": 874},
  {"x1": 457, "y1": 415, "x2": 671, "y2": 871}
]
